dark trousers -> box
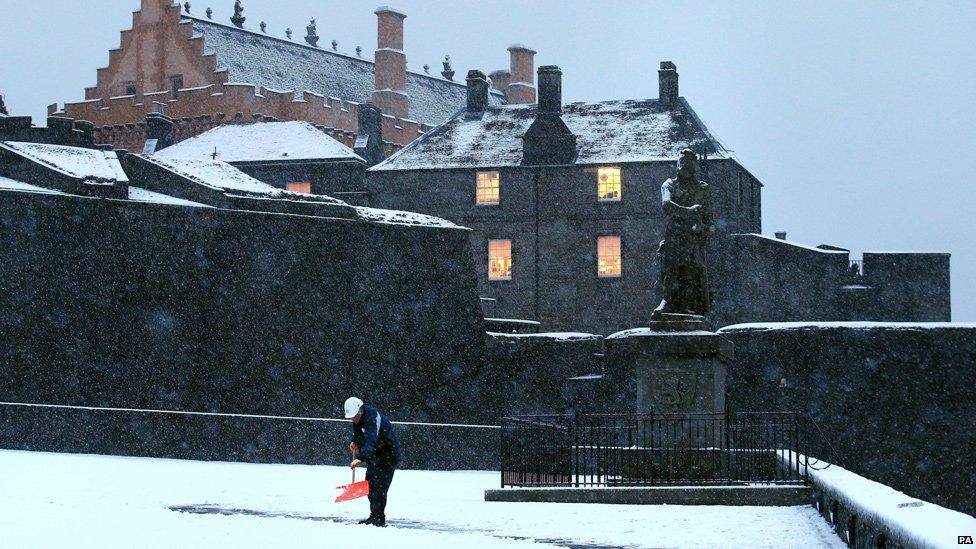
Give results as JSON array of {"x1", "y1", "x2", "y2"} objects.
[{"x1": 365, "y1": 464, "x2": 396, "y2": 518}]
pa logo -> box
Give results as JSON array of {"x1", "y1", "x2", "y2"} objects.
[{"x1": 959, "y1": 535, "x2": 974, "y2": 545}]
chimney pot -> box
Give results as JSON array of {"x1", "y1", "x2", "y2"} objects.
[
  {"x1": 465, "y1": 70, "x2": 489, "y2": 114},
  {"x1": 659, "y1": 61, "x2": 679, "y2": 107}
]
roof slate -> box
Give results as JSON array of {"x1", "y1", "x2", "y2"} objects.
[
  {"x1": 370, "y1": 97, "x2": 730, "y2": 171},
  {"x1": 156, "y1": 121, "x2": 364, "y2": 163},
  {"x1": 189, "y1": 17, "x2": 505, "y2": 127}
]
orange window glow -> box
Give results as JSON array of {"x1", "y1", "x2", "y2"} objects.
[
  {"x1": 488, "y1": 239, "x2": 512, "y2": 280},
  {"x1": 597, "y1": 236, "x2": 622, "y2": 277},
  {"x1": 597, "y1": 167, "x2": 621, "y2": 201},
  {"x1": 476, "y1": 171, "x2": 500, "y2": 205},
  {"x1": 286, "y1": 182, "x2": 312, "y2": 194}
]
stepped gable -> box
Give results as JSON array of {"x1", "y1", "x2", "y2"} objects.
[
  {"x1": 371, "y1": 97, "x2": 730, "y2": 171},
  {"x1": 188, "y1": 16, "x2": 506, "y2": 127},
  {"x1": 156, "y1": 121, "x2": 365, "y2": 163}
]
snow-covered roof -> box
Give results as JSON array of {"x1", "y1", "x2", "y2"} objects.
[
  {"x1": 156, "y1": 121, "x2": 364, "y2": 163},
  {"x1": 0, "y1": 141, "x2": 128, "y2": 183},
  {"x1": 718, "y1": 321, "x2": 976, "y2": 333},
  {"x1": 732, "y1": 233, "x2": 850, "y2": 254},
  {"x1": 188, "y1": 17, "x2": 505, "y2": 127},
  {"x1": 127, "y1": 186, "x2": 212, "y2": 208},
  {"x1": 371, "y1": 97, "x2": 729, "y2": 171},
  {"x1": 0, "y1": 175, "x2": 67, "y2": 195},
  {"x1": 354, "y1": 206, "x2": 463, "y2": 229}
]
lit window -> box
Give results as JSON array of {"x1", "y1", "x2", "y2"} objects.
[
  {"x1": 488, "y1": 239, "x2": 512, "y2": 281},
  {"x1": 287, "y1": 182, "x2": 312, "y2": 194},
  {"x1": 597, "y1": 236, "x2": 622, "y2": 278},
  {"x1": 597, "y1": 167, "x2": 621, "y2": 202},
  {"x1": 476, "y1": 171, "x2": 500, "y2": 205}
]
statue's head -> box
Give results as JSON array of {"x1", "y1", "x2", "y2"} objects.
[{"x1": 677, "y1": 148, "x2": 697, "y2": 181}]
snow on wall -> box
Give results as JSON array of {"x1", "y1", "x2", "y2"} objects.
[
  {"x1": 0, "y1": 175, "x2": 68, "y2": 195},
  {"x1": 719, "y1": 321, "x2": 976, "y2": 333},
  {"x1": 127, "y1": 186, "x2": 212, "y2": 208},
  {"x1": 778, "y1": 453, "x2": 976, "y2": 548},
  {"x1": 487, "y1": 331, "x2": 602, "y2": 342},
  {"x1": 354, "y1": 206, "x2": 463, "y2": 229},
  {"x1": 0, "y1": 141, "x2": 128, "y2": 183},
  {"x1": 156, "y1": 121, "x2": 364, "y2": 163}
]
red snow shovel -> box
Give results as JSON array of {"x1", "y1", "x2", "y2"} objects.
[{"x1": 335, "y1": 467, "x2": 369, "y2": 503}]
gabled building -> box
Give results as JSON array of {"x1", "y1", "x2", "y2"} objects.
[
  {"x1": 51, "y1": 0, "x2": 529, "y2": 156},
  {"x1": 368, "y1": 63, "x2": 950, "y2": 332}
]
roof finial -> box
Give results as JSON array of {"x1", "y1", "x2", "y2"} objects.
[
  {"x1": 355, "y1": 46, "x2": 362, "y2": 57},
  {"x1": 441, "y1": 55, "x2": 455, "y2": 80},
  {"x1": 260, "y1": 21, "x2": 266, "y2": 33},
  {"x1": 184, "y1": 2, "x2": 191, "y2": 14},
  {"x1": 0, "y1": 94, "x2": 8, "y2": 116},
  {"x1": 331, "y1": 39, "x2": 338, "y2": 51},
  {"x1": 305, "y1": 19, "x2": 319, "y2": 47},
  {"x1": 230, "y1": 0, "x2": 245, "y2": 28},
  {"x1": 423, "y1": 64, "x2": 430, "y2": 74},
  {"x1": 206, "y1": 7, "x2": 213, "y2": 19},
  {"x1": 286, "y1": 28, "x2": 292, "y2": 39}
]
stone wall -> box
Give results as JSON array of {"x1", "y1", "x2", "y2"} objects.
[
  {"x1": 0, "y1": 189, "x2": 489, "y2": 461},
  {"x1": 719, "y1": 323, "x2": 976, "y2": 515}
]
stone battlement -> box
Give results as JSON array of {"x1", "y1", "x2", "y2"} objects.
[{"x1": 52, "y1": 82, "x2": 426, "y2": 153}]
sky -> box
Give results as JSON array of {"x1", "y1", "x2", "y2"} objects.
[{"x1": 1, "y1": 0, "x2": 974, "y2": 320}]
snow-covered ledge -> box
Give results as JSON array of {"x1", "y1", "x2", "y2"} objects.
[{"x1": 777, "y1": 453, "x2": 976, "y2": 548}]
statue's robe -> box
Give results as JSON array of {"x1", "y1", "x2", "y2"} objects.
[{"x1": 657, "y1": 177, "x2": 713, "y2": 315}]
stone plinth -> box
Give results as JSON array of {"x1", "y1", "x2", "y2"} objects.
[{"x1": 605, "y1": 317, "x2": 733, "y2": 415}]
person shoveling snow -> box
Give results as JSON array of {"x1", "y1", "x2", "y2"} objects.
[{"x1": 343, "y1": 396, "x2": 402, "y2": 527}]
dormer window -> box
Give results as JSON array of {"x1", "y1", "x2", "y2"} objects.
[
  {"x1": 597, "y1": 167, "x2": 621, "y2": 202},
  {"x1": 476, "y1": 171, "x2": 500, "y2": 205}
]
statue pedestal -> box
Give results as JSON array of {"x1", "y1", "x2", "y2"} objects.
[{"x1": 604, "y1": 316, "x2": 733, "y2": 415}]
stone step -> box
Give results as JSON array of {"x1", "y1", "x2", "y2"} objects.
[{"x1": 484, "y1": 485, "x2": 814, "y2": 506}]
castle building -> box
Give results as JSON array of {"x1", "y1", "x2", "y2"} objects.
[
  {"x1": 51, "y1": 0, "x2": 528, "y2": 156},
  {"x1": 368, "y1": 64, "x2": 951, "y2": 333}
]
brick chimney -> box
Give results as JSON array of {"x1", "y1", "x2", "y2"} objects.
[
  {"x1": 466, "y1": 70, "x2": 489, "y2": 114},
  {"x1": 488, "y1": 70, "x2": 510, "y2": 94},
  {"x1": 659, "y1": 61, "x2": 679, "y2": 107},
  {"x1": 373, "y1": 6, "x2": 409, "y2": 119},
  {"x1": 522, "y1": 66, "x2": 577, "y2": 166},
  {"x1": 507, "y1": 44, "x2": 537, "y2": 104}
]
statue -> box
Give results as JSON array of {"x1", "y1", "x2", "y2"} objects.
[
  {"x1": 441, "y1": 55, "x2": 455, "y2": 80},
  {"x1": 653, "y1": 148, "x2": 714, "y2": 319},
  {"x1": 230, "y1": 0, "x2": 245, "y2": 28},
  {"x1": 305, "y1": 19, "x2": 319, "y2": 47}
]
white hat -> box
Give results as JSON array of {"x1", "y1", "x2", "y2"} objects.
[{"x1": 343, "y1": 396, "x2": 364, "y2": 419}]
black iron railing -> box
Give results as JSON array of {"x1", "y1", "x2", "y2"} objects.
[{"x1": 500, "y1": 412, "x2": 809, "y2": 488}]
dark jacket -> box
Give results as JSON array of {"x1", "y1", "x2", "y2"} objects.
[{"x1": 351, "y1": 405, "x2": 403, "y2": 468}]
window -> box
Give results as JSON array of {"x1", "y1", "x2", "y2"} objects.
[
  {"x1": 123, "y1": 81, "x2": 137, "y2": 96},
  {"x1": 169, "y1": 75, "x2": 184, "y2": 99},
  {"x1": 597, "y1": 236, "x2": 622, "y2": 278},
  {"x1": 488, "y1": 239, "x2": 512, "y2": 281},
  {"x1": 286, "y1": 182, "x2": 312, "y2": 194},
  {"x1": 476, "y1": 171, "x2": 500, "y2": 205},
  {"x1": 597, "y1": 167, "x2": 621, "y2": 201}
]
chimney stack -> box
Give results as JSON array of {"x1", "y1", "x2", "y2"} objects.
[
  {"x1": 466, "y1": 70, "x2": 489, "y2": 114},
  {"x1": 488, "y1": 70, "x2": 510, "y2": 93},
  {"x1": 373, "y1": 6, "x2": 409, "y2": 119},
  {"x1": 507, "y1": 44, "x2": 537, "y2": 104},
  {"x1": 522, "y1": 65, "x2": 577, "y2": 166},
  {"x1": 659, "y1": 61, "x2": 679, "y2": 107},
  {"x1": 537, "y1": 65, "x2": 563, "y2": 114}
]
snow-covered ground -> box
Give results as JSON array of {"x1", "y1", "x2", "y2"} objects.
[{"x1": 0, "y1": 450, "x2": 844, "y2": 549}]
